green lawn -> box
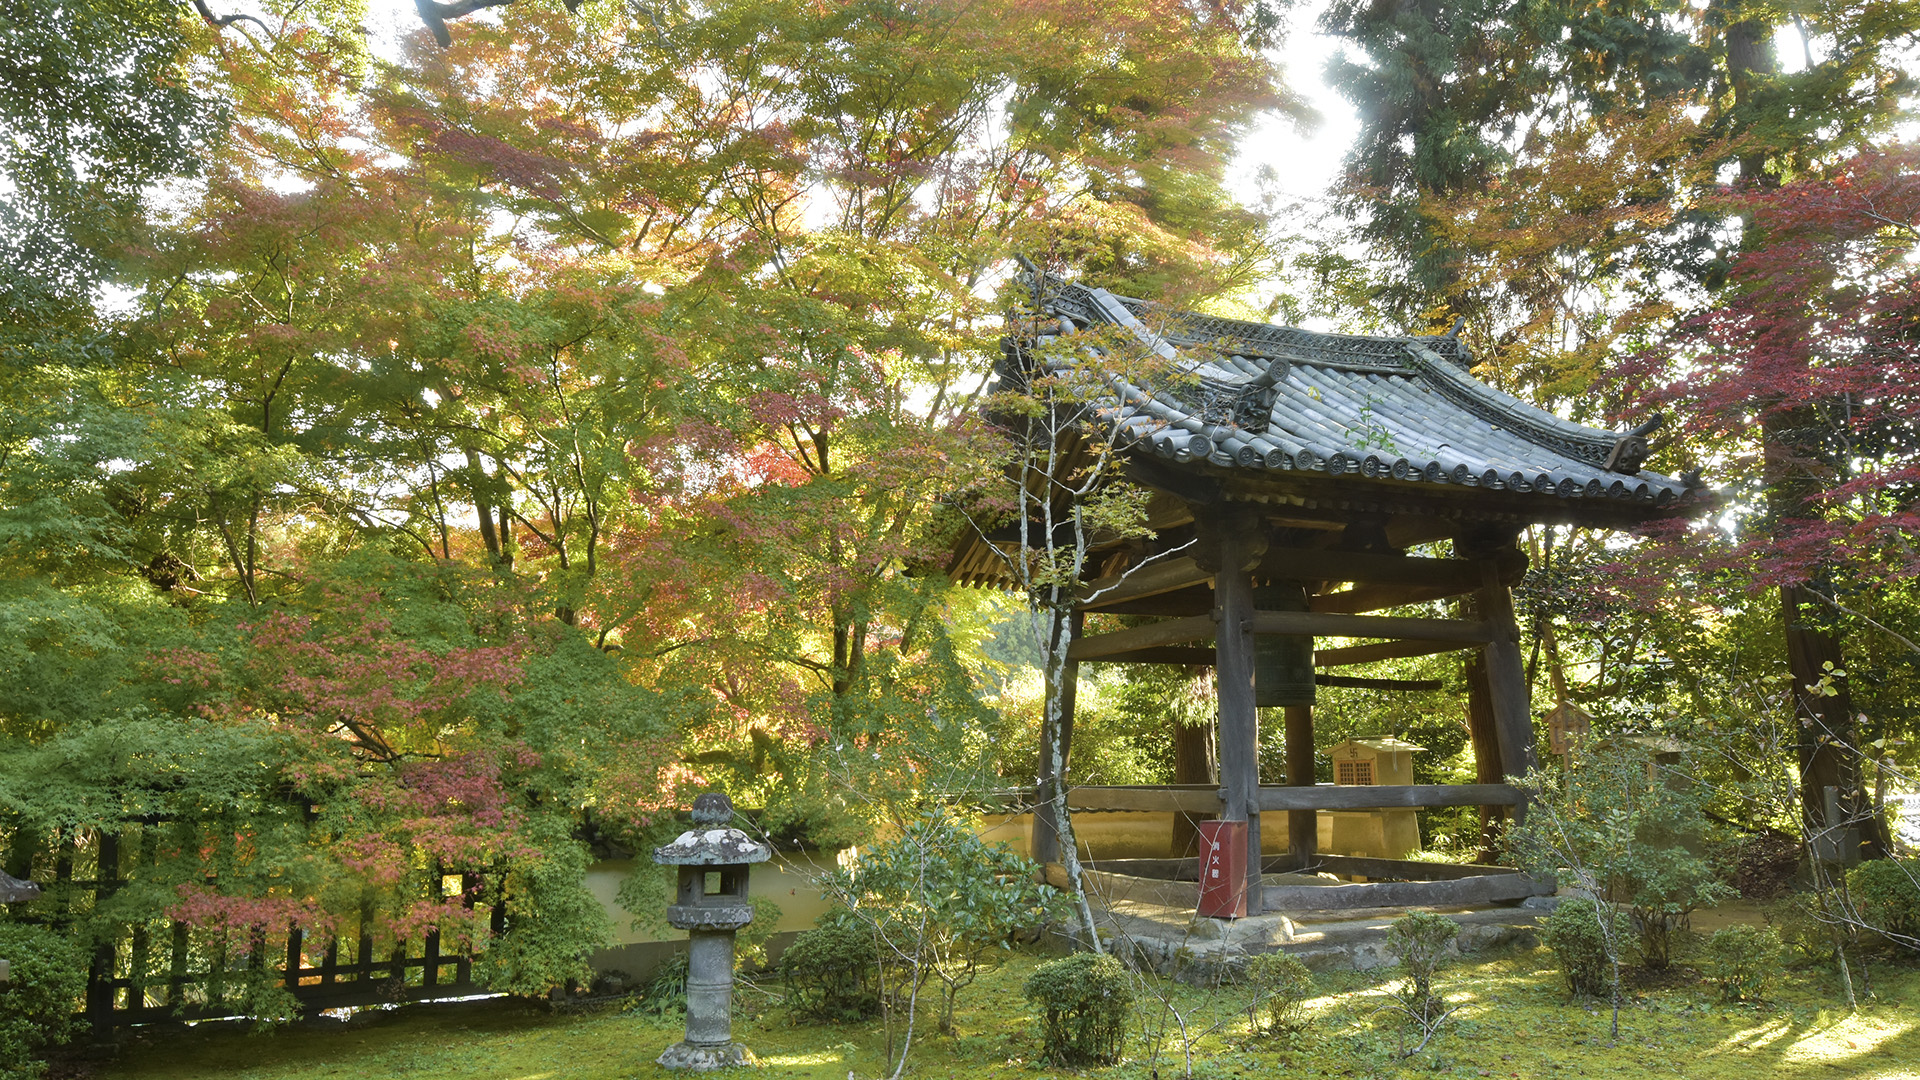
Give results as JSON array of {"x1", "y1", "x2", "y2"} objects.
[{"x1": 83, "y1": 948, "x2": 1920, "y2": 1080}]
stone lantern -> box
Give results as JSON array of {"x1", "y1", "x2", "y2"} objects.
[{"x1": 653, "y1": 792, "x2": 770, "y2": 1071}]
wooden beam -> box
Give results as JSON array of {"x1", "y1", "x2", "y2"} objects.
[
  {"x1": 1311, "y1": 582, "x2": 1473, "y2": 615},
  {"x1": 1064, "y1": 785, "x2": 1222, "y2": 814},
  {"x1": 1464, "y1": 651, "x2": 1510, "y2": 856},
  {"x1": 1087, "y1": 585, "x2": 1212, "y2": 617},
  {"x1": 1475, "y1": 568, "x2": 1539, "y2": 784},
  {"x1": 1261, "y1": 872, "x2": 1554, "y2": 911},
  {"x1": 1256, "y1": 546, "x2": 1484, "y2": 589},
  {"x1": 1314, "y1": 639, "x2": 1480, "y2": 667},
  {"x1": 1080, "y1": 646, "x2": 1216, "y2": 665},
  {"x1": 1080, "y1": 855, "x2": 1530, "y2": 883},
  {"x1": 1291, "y1": 854, "x2": 1531, "y2": 881},
  {"x1": 1067, "y1": 615, "x2": 1214, "y2": 660},
  {"x1": 1314, "y1": 674, "x2": 1445, "y2": 691},
  {"x1": 1078, "y1": 556, "x2": 1209, "y2": 610},
  {"x1": 1246, "y1": 783, "x2": 1524, "y2": 812},
  {"x1": 1248, "y1": 610, "x2": 1492, "y2": 643}
]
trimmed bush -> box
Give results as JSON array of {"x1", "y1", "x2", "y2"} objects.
[
  {"x1": 1541, "y1": 899, "x2": 1627, "y2": 997},
  {"x1": 0, "y1": 922, "x2": 85, "y2": 1080},
  {"x1": 1024, "y1": 952, "x2": 1132, "y2": 1066},
  {"x1": 1703, "y1": 924, "x2": 1782, "y2": 1001},
  {"x1": 1847, "y1": 858, "x2": 1920, "y2": 946},
  {"x1": 781, "y1": 918, "x2": 880, "y2": 1022},
  {"x1": 1385, "y1": 911, "x2": 1458, "y2": 1011},
  {"x1": 1243, "y1": 952, "x2": 1314, "y2": 1036}
]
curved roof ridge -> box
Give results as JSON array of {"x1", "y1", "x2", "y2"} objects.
[{"x1": 1014, "y1": 271, "x2": 1701, "y2": 506}]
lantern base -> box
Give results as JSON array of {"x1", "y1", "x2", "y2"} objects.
[{"x1": 657, "y1": 1041, "x2": 756, "y2": 1071}]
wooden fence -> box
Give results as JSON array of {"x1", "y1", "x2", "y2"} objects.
[{"x1": 2, "y1": 820, "x2": 500, "y2": 1037}]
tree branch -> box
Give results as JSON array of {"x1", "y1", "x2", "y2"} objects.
[
  {"x1": 191, "y1": 0, "x2": 272, "y2": 35},
  {"x1": 413, "y1": 0, "x2": 523, "y2": 47}
]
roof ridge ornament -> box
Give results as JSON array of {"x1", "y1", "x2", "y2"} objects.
[{"x1": 1603, "y1": 414, "x2": 1665, "y2": 475}]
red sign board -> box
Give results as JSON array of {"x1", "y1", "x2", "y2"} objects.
[{"x1": 1196, "y1": 819, "x2": 1248, "y2": 919}]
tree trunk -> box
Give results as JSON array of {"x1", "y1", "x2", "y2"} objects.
[{"x1": 1171, "y1": 707, "x2": 1216, "y2": 857}]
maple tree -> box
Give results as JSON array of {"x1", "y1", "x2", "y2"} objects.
[
  {"x1": 0, "y1": 0, "x2": 1297, "y2": 1012},
  {"x1": 1314, "y1": 0, "x2": 1920, "y2": 853},
  {"x1": 1638, "y1": 149, "x2": 1920, "y2": 851}
]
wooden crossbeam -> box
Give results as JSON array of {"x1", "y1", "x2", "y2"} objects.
[
  {"x1": 1077, "y1": 556, "x2": 1209, "y2": 610},
  {"x1": 1075, "y1": 610, "x2": 1487, "y2": 663},
  {"x1": 1088, "y1": 585, "x2": 1212, "y2": 616},
  {"x1": 1079, "y1": 552, "x2": 1486, "y2": 613},
  {"x1": 1066, "y1": 615, "x2": 1213, "y2": 660},
  {"x1": 1314, "y1": 674, "x2": 1444, "y2": 691},
  {"x1": 1064, "y1": 785, "x2": 1222, "y2": 813},
  {"x1": 1078, "y1": 646, "x2": 1217, "y2": 665},
  {"x1": 1082, "y1": 854, "x2": 1529, "y2": 883},
  {"x1": 1262, "y1": 872, "x2": 1553, "y2": 911},
  {"x1": 1256, "y1": 546, "x2": 1485, "y2": 588},
  {"x1": 1057, "y1": 783, "x2": 1522, "y2": 814},
  {"x1": 1079, "y1": 652, "x2": 1446, "y2": 692},
  {"x1": 1247, "y1": 610, "x2": 1491, "y2": 642},
  {"x1": 1290, "y1": 854, "x2": 1528, "y2": 881},
  {"x1": 1247, "y1": 783, "x2": 1523, "y2": 812},
  {"x1": 1311, "y1": 581, "x2": 1473, "y2": 615},
  {"x1": 1314, "y1": 638, "x2": 1479, "y2": 667}
]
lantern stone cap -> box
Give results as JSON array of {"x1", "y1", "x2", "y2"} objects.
[
  {"x1": 654, "y1": 794, "x2": 770, "y2": 866},
  {"x1": 654, "y1": 828, "x2": 772, "y2": 866}
]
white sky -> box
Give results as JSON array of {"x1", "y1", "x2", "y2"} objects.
[
  {"x1": 346, "y1": 0, "x2": 1364, "y2": 208},
  {"x1": 1231, "y1": 5, "x2": 1359, "y2": 211}
]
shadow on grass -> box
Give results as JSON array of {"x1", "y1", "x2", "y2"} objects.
[{"x1": 71, "y1": 950, "x2": 1920, "y2": 1080}]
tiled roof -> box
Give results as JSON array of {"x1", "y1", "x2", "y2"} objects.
[{"x1": 1022, "y1": 276, "x2": 1704, "y2": 508}]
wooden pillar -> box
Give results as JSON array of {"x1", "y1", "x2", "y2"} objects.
[
  {"x1": 1284, "y1": 704, "x2": 1316, "y2": 864},
  {"x1": 1210, "y1": 512, "x2": 1265, "y2": 913},
  {"x1": 1459, "y1": 531, "x2": 1536, "y2": 816},
  {"x1": 1475, "y1": 576, "x2": 1536, "y2": 783},
  {"x1": 1031, "y1": 608, "x2": 1082, "y2": 866},
  {"x1": 1462, "y1": 653, "x2": 1509, "y2": 860}
]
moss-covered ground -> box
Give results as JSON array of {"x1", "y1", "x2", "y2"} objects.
[{"x1": 81, "y1": 947, "x2": 1919, "y2": 1080}]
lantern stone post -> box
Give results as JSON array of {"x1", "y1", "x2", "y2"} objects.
[{"x1": 653, "y1": 793, "x2": 770, "y2": 1071}]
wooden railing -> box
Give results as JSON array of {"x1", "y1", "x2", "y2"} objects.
[{"x1": 2, "y1": 820, "x2": 500, "y2": 1036}]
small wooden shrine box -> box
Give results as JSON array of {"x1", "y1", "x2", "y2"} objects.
[{"x1": 1319, "y1": 738, "x2": 1425, "y2": 861}]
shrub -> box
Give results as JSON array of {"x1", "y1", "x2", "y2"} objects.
[
  {"x1": 1380, "y1": 912, "x2": 1460, "y2": 1059},
  {"x1": 0, "y1": 922, "x2": 86, "y2": 1080},
  {"x1": 1242, "y1": 952, "x2": 1314, "y2": 1036},
  {"x1": 1847, "y1": 858, "x2": 1920, "y2": 946},
  {"x1": 1703, "y1": 925, "x2": 1782, "y2": 1001},
  {"x1": 833, "y1": 808, "x2": 1066, "y2": 1034},
  {"x1": 1541, "y1": 899, "x2": 1627, "y2": 998},
  {"x1": 633, "y1": 952, "x2": 688, "y2": 1016},
  {"x1": 1505, "y1": 746, "x2": 1736, "y2": 970},
  {"x1": 1767, "y1": 898, "x2": 1846, "y2": 967},
  {"x1": 1024, "y1": 952, "x2": 1132, "y2": 1066},
  {"x1": 1385, "y1": 911, "x2": 1457, "y2": 1012},
  {"x1": 781, "y1": 917, "x2": 880, "y2": 1022}
]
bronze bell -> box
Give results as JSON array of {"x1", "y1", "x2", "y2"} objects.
[{"x1": 1252, "y1": 581, "x2": 1314, "y2": 707}]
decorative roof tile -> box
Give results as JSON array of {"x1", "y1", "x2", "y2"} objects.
[{"x1": 1019, "y1": 276, "x2": 1704, "y2": 508}]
